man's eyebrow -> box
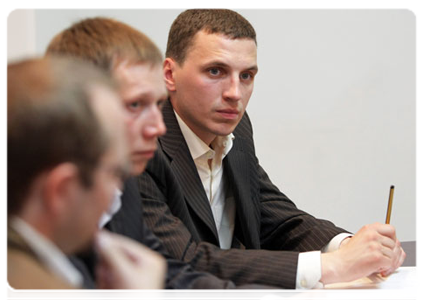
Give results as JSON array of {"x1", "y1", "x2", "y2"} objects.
[
  {"x1": 123, "y1": 94, "x2": 148, "y2": 103},
  {"x1": 203, "y1": 61, "x2": 229, "y2": 68},
  {"x1": 247, "y1": 65, "x2": 259, "y2": 73},
  {"x1": 203, "y1": 61, "x2": 259, "y2": 72}
]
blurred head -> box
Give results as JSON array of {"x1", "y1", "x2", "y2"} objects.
[
  {"x1": 164, "y1": 9, "x2": 258, "y2": 145},
  {"x1": 47, "y1": 17, "x2": 167, "y2": 175},
  {"x1": 8, "y1": 57, "x2": 128, "y2": 253}
]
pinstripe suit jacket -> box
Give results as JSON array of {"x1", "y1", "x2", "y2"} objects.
[
  {"x1": 139, "y1": 100, "x2": 347, "y2": 288},
  {"x1": 107, "y1": 178, "x2": 292, "y2": 300}
]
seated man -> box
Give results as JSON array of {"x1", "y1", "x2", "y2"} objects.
[
  {"x1": 137, "y1": 9, "x2": 406, "y2": 289},
  {"x1": 7, "y1": 57, "x2": 165, "y2": 289},
  {"x1": 45, "y1": 17, "x2": 248, "y2": 289}
]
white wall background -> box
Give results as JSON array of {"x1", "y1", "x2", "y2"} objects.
[
  {"x1": 7, "y1": 10, "x2": 35, "y2": 62},
  {"x1": 7, "y1": 9, "x2": 416, "y2": 241}
]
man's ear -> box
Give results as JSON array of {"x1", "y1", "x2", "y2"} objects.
[
  {"x1": 42, "y1": 163, "x2": 80, "y2": 217},
  {"x1": 163, "y1": 58, "x2": 177, "y2": 92}
]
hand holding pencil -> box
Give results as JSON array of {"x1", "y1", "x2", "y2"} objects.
[{"x1": 320, "y1": 185, "x2": 406, "y2": 284}]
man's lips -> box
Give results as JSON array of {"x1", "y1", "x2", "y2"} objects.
[
  {"x1": 216, "y1": 109, "x2": 240, "y2": 119},
  {"x1": 132, "y1": 150, "x2": 156, "y2": 159}
]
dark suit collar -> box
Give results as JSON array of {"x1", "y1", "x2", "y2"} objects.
[
  {"x1": 105, "y1": 178, "x2": 137, "y2": 233},
  {"x1": 160, "y1": 100, "x2": 219, "y2": 241},
  {"x1": 224, "y1": 129, "x2": 261, "y2": 249},
  {"x1": 159, "y1": 100, "x2": 185, "y2": 158}
]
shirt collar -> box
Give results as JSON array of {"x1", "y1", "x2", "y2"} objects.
[
  {"x1": 98, "y1": 188, "x2": 122, "y2": 229},
  {"x1": 10, "y1": 217, "x2": 83, "y2": 288},
  {"x1": 174, "y1": 110, "x2": 235, "y2": 161}
]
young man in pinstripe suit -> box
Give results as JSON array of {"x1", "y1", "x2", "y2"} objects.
[{"x1": 139, "y1": 9, "x2": 406, "y2": 289}]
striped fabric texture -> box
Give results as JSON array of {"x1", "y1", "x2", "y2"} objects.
[{"x1": 138, "y1": 100, "x2": 347, "y2": 289}]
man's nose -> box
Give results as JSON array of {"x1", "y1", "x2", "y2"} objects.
[
  {"x1": 143, "y1": 106, "x2": 166, "y2": 138},
  {"x1": 223, "y1": 76, "x2": 242, "y2": 101}
]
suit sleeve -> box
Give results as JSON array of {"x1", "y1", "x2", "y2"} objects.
[
  {"x1": 237, "y1": 113, "x2": 349, "y2": 252},
  {"x1": 258, "y1": 163, "x2": 349, "y2": 251}
]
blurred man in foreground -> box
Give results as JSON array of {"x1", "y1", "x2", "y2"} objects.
[{"x1": 7, "y1": 57, "x2": 166, "y2": 289}]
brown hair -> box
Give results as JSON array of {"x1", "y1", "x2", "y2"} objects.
[
  {"x1": 166, "y1": 9, "x2": 256, "y2": 64},
  {"x1": 8, "y1": 57, "x2": 115, "y2": 215},
  {"x1": 46, "y1": 17, "x2": 162, "y2": 71}
]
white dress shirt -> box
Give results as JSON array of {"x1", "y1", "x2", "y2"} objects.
[
  {"x1": 175, "y1": 112, "x2": 235, "y2": 249},
  {"x1": 175, "y1": 111, "x2": 352, "y2": 289},
  {"x1": 10, "y1": 217, "x2": 83, "y2": 288}
]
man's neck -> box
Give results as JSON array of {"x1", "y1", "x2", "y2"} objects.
[{"x1": 170, "y1": 101, "x2": 216, "y2": 145}]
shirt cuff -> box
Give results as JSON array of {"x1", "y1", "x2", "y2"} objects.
[
  {"x1": 321, "y1": 233, "x2": 353, "y2": 253},
  {"x1": 295, "y1": 251, "x2": 323, "y2": 289},
  {"x1": 260, "y1": 294, "x2": 285, "y2": 300}
]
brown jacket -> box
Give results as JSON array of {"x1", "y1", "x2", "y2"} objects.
[{"x1": 7, "y1": 226, "x2": 74, "y2": 289}]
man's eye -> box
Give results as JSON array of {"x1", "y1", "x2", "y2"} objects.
[
  {"x1": 240, "y1": 72, "x2": 252, "y2": 80},
  {"x1": 208, "y1": 68, "x2": 221, "y2": 76},
  {"x1": 129, "y1": 102, "x2": 140, "y2": 108},
  {"x1": 126, "y1": 101, "x2": 143, "y2": 112}
]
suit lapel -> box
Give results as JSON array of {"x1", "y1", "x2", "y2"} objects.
[
  {"x1": 105, "y1": 199, "x2": 122, "y2": 234},
  {"x1": 106, "y1": 177, "x2": 152, "y2": 245},
  {"x1": 225, "y1": 121, "x2": 261, "y2": 249},
  {"x1": 160, "y1": 100, "x2": 219, "y2": 241}
]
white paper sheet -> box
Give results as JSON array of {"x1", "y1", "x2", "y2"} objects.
[{"x1": 325, "y1": 267, "x2": 420, "y2": 299}]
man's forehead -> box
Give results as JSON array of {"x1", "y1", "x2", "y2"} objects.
[
  {"x1": 113, "y1": 61, "x2": 166, "y2": 98},
  {"x1": 190, "y1": 30, "x2": 256, "y2": 50},
  {"x1": 186, "y1": 31, "x2": 257, "y2": 67},
  {"x1": 113, "y1": 60, "x2": 158, "y2": 82}
]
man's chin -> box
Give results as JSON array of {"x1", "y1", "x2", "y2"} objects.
[
  {"x1": 213, "y1": 125, "x2": 238, "y2": 137},
  {"x1": 130, "y1": 163, "x2": 147, "y2": 176}
]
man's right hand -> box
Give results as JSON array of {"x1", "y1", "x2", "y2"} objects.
[
  {"x1": 95, "y1": 230, "x2": 167, "y2": 289},
  {"x1": 320, "y1": 222, "x2": 406, "y2": 285}
]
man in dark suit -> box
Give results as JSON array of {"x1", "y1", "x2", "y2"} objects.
[
  {"x1": 139, "y1": 9, "x2": 406, "y2": 289},
  {"x1": 7, "y1": 56, "x2": 166, "y2": 289},
  {"x1": 46, "y1": 17, "x2": 254, "y2": 289}
]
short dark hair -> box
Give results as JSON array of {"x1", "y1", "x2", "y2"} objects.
[
  {"x1": 46, "y1": 17, "x2": 163, "y2": 71},
  {"x1": 166, "y1": 9, "x2": 256, "y2": 64},
  {"x1": 7, "y1": 57, "x2": 114, "y2": 215}
]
